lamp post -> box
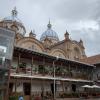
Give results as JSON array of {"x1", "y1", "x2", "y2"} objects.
[
  {"x1": 53, "y1": 56, "x2": 59, "y2": 100},
  {"x1": 0, "y1": 27, "x2": 15, "y2": 100}
]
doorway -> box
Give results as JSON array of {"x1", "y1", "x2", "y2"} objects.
[
  {"x1": 9, "y1": 83, "x2": 13, "y2": 95},
  {"x1": 51, "y1": 83, "x2": 57, "y2": 94},
  {"x1": 71, "y1": 84, "x2": 76, "y2": 92},
  {"x1": 23, "y1": 83, "x2": 31, "y2": 100}
]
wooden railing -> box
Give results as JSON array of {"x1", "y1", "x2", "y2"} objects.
[{"x1": 10, "y1": 67, "x2": 91, "y2": 80}]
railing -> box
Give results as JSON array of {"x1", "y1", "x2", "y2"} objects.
[
  {"x1": 10, "y1": 67, "x2": 91, "y2": 80},
  {"x1": 97, "y1": 77, "x2": 100, "y2": 80}
]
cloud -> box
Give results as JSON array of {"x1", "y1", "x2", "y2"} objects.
[
  {"x1": 71, "y1": 27, "x2": 100, "y2": 56},
  {"x1": 33, "y1": 0, "x2": 100, "y2": 21}
]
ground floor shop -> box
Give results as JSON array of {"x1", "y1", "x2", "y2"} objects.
[{"x1": 9, "y1": 75, "x2": 92, "y2": 100}]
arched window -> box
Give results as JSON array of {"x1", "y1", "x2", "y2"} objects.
[
  {"x1": 50, "y1": 49, "x2": 66, "y2": 58},
  {"x1": 32, "y1": 45, "x2": 34, "y2": 50},
  {"x1": 74, "y1": 47, "x2": 80, "y2": 60},
  {"x1": 29, "y1": 45, "x2": 38, "y2": 51}
]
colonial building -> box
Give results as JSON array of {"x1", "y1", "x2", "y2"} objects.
[
  {"x1": 0, "y1": 8, "x2": 98, "y2": 100},
  {"x1": 0, "y1": 7, "x2": 86, "y2": 61},
  {"x1": 81, "y1": 54, "x2": 100, "y2": 84}
]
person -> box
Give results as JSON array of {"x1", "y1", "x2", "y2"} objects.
[
  {"x1": 18, "y1": 96, "x2": 24, "y2": 100},
  {"x1": 34, "y1": 94, "x2": 41, "y2": 100},
  {"x1": 41, "y1": 91, "x2": 44, "y2": 100}
]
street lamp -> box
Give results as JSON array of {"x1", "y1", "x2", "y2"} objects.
[
  {"x1": 0, "y1": 27, "x2": 15, "y2": 100},
  {"x1": 53, "y1": 56, "x2": 59, "y2": 100}
]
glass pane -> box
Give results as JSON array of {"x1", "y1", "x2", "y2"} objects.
[{"x1": 0, "y1": 28, "x2": 15, "y2": 100}]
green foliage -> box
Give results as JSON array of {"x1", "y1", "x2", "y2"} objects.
[
  {"x1": 19, "y1": 62, "x2": 26, "y2": 68},
  {"x1": 9, "y1": 96, "x2": 18, "y2": 100},
  {"x1": 59, "y1": 93, "x2": 79, "y2": 98},
  {"x1": 9, "y1": 92, "x2": 24, "y2": 100},
  {"x1": 0, "y1": 96, "x2": 2, "y2": 100},
  {"x1": 9, "y1": 95, "x2": 25, "y2": 100},
  {"x1": 0, "y1": 58, "x2": 2, "y2": 65},
  {"x1": 55, "y1": 66, "x2": 62, "y2": 74},
  {"x1": 32, "y1": 67, "x2": 38, "y2": 73},
  {"x1": 38, "y1": 65, "x2": 46, "y2": 74}
]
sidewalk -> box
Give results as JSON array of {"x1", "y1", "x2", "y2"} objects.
[
  {"x1": 55, "y1": 98, "x2": 100, "y2": 100},
  {"x1": 56, "y1": 98, "x2": 79, "y2": 100},
  {"x1": 47, "y1": 98, "x2": 79, "y2": 100}
]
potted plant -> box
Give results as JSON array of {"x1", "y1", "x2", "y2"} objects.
[
  {"x1": 38, "y1": 65, "x2": 46, "y2": 75},
  {"x1": 19, "y1": 62, "x2": 27, "y2": 73}
]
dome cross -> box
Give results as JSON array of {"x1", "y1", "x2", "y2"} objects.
[
  {"x1": 47, "y1": 19, "x2": 52, "y2": 29},
  {"x1": 12, "y1": 7, "x2": 18, "y2": 20}
]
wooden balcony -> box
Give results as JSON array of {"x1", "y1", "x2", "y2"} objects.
[{"x1": 10, "y1": 67, "x2": 91, "y2": 81}]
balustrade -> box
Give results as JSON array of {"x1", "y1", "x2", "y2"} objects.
[
  {"x1": 10, "y1": 65, "x2": 91, "y2": 80},
  {"x1": 11, "y1": 56, "x2": 92, "y2": 80}
]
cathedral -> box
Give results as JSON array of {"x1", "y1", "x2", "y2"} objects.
[
  {"x1": 0, "y1": 7, "x2": 86, "y2": 61},
  {"x1": 1, "y1": 8, "x2": 100, "y2": 100}
]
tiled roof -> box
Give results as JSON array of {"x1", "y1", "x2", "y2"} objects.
[
  {"x1": 14, "y1": 46, "x2": 94, "y2": 67},
  {"x1": 80, "y1": 54, "x2": 100, "y2": 65}
]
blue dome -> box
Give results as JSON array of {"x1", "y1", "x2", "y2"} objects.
[{"x1": 40, "y1": 21, "x2": 59, "y2": 41}]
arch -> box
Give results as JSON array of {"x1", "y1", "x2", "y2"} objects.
[
  {"x1": 73, "y1": 45, "x2": 81, "y2": 60},
  {"x1": 16, "y1": 37, "x2": 44, "y2": 52},
  {"x1": 50, "y1": 49, "x2": 66, "y2": 58},
  {"x1": 74, "y1": 47, "x2": 80, "y2": 53}
]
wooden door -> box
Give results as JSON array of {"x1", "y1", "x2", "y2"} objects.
[{"x1": 23, "y1": 83, "x2": 31, "y2": 100}]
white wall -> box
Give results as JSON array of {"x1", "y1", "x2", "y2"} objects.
[
  {"x1": 13, "y1": 83, "x2": 23, "y2": 93},
  {"x1": 31, "y1": 80, "x2": 51, "y2": 92}
]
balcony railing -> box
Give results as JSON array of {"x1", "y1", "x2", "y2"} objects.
[{"x1": 10, "y1": 66, "x2": 92, "y2": 80}]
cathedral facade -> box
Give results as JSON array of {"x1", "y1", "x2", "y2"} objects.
[
  {"x1": 0, "y1": 8, "x2": 86, "y2": 61},
  {"x1": 0, "y1": 8, "x2": 98, "y2": 100}
]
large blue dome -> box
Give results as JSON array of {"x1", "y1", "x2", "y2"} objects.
[{"x1": 40, "y1": 21, "x2": 59, "y2": 42}]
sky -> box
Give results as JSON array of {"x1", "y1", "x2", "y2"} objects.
[{"x1": 0, "y1": 0, "x2": 100, "y2": 56}]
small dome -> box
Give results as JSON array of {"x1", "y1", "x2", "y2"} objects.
[
  {"x1": 40, "y1": 21, "x2": 59, "y2": 42},
  {"x1": 3, "y1": 16, "x2": 22, "y2": 23},
  {"x1": 3, "y1": 7, "x2": 22, "y2": 24},
  {"x1": 1, "y1": 7, "x2": 26, "y2": 35}
]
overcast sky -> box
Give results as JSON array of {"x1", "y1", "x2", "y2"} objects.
[{"x1": 0, "y1": 0, "x2": 100, "y2": 56}]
